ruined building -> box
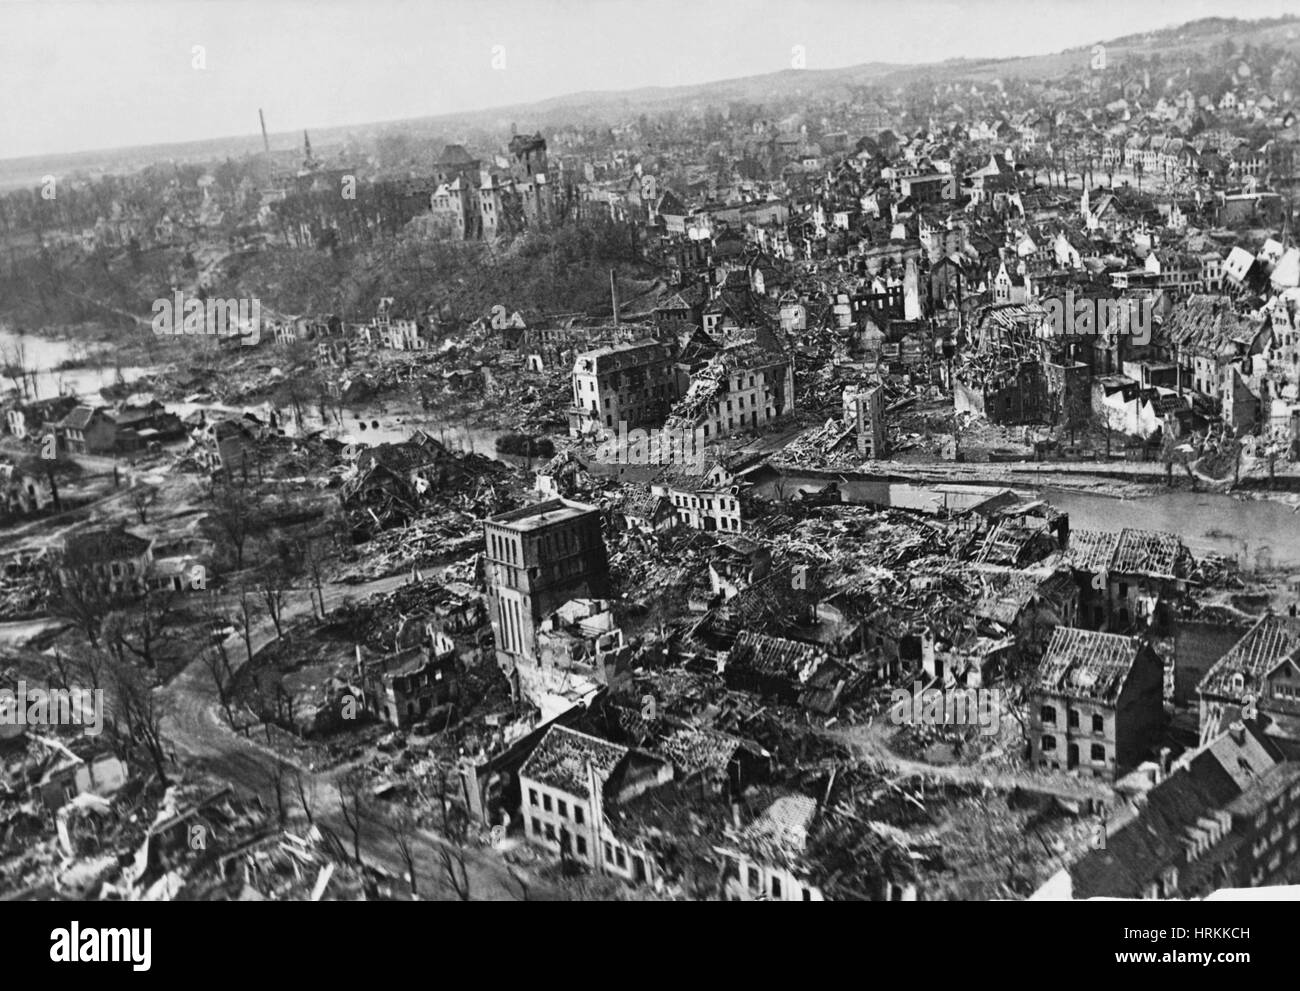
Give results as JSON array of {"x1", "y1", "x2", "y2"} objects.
[
  {"x1": 841, "y1": 383, "x2": 886, "y2": 459},
  {"x1": 483, "y1": 499, "x2": 611, "y2": 694}
]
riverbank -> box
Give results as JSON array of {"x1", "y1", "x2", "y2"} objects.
[{"x1": 754, "y1": 462, "x2": 1300, "y2": 568}]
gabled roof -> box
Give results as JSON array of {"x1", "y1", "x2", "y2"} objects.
[
  {"x1": 1068, "y1": 527, "x2": 1193, "y2": 580},
  {"x1": 573, "y1": 339, "x2": 671, "y2": 376},
  {"x1": 62, "y1": 525, "x2": 151, "y2": 566},
  {"x1": 59, "y1": 405, "x2": 106, "y2": 431},
  {"x1": 1198, "y1": 613, "x2": 1300, "y2": 701},
  {"x1": 656, "y1": 189, "x2": 688, "y2": 216},
  {"x1": 657, "y1": 725, "x2": 747, "y2": 776},
  {"x1": 728, "y1": 630, "x2": 828, "y2": 684},
  {"x1": 519, "y1": 724, "x2": 628, "y2": 800},
  {"x1": 617, "y1": 489, "x2": 670, "y2": 521},
  {"x1": 740, "y1": 794, "x2": 818, "y2": 853},
  {"x1": 1161, "y1": 294, "x2": 1261, "y2": 355},
  {"x1": 1069, "y1": 722, "x2": 1283, "y2": 898},
  {"x1": 1037, "y1": 627, "x2": 1146, "y2": 704}
]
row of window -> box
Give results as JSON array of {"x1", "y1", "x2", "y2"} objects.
[
  {"x1": 1040, "y1": 736, "x2": 1107, "y2": 762},
  {"x1": 531, "y1": 818, "x2": 590, "y2": 856},
  {"x1": 582, "y1": 365, "x2": 671, "y2": 393},
  {"x1": 528, "y1": 788, "x2": 586, "y2": 824},
  {"x1": 528, "y1": 816, "x2": 640, "y2": 873},
  {"x1": 743, "y1": 865, "x2": 812, "y2": 901},
  {"x1": 1040, "y1": 706, "x2": 1106, "y2": 734},
  {"x1": 488, "y1": 531, "x2": 520, "y2": 565},
  {"x1": 725, "y1": 393, "x2": 761, "y2": 413},
  {"x1": 1251, "y1": 782, "x2": 1300, "y2": 832},
  {"x1": 671, "y1": 492, "x2": 738, "y2": 513},
  {"x1": 495, "y1": 595, "x2": 525, "y2": 656},
  {"x1": 676, "y1": 511, "x2": 741, "y2": 532},
  {"x1": 602, "y1": 387, "x2": 670, "y2": 408}
]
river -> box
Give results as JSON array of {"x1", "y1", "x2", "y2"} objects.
[
  {"x1": 0, "y1": 326, "x2": 513, "y2": 457},
  {"x1": 1044, "y1": 489, "x2": 1300, "y2": 571},
  {"x1": 0, "y1": 326, "x2": 150, "y2": 400},
  {"x1": 753, "y1": 469, "x2": 1300, "y2": 569}
]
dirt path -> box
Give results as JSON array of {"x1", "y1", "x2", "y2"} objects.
[{"x1": 158, "y1": 571, "x2": 558, "y2": 900}]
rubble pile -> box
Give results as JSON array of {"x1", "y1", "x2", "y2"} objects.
[
  {"x1": 608, "y1": 528, "x2": 714, "y2": 608},
  {"x1": 772, "y1": 418, "x2": 867, "y2": 470},
  {"x1": 0, "y1": 554, "x2": 48, "y2": 621},
  {"x1": 327, "y1": 578, "x2": 485, "y2": 653},
  {"x1": 755, "y1": 506, "x2": 958, "y2": 572},
  {"x1": 334, "y1": 513, "x2": 484, "y2": 582},
  {"x1": 340, "y1": 431, "x2": 521, "y2": 539}
]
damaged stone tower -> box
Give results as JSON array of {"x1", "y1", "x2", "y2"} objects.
[
  {"x1": 482, "y1": 499, "x2": 611, "y2": 693},
  {"x1": 842, "y1": 383, "x2": 886, "y2": 459}
]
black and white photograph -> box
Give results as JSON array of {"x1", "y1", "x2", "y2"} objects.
[{"x1": 0, "y1": 0, "x2": 1297, "y2": 965}]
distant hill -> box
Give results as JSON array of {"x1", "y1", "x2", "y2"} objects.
[
  {"x1": 3, "y1": 14, "x2": 1298, "y2": 190},
  {"x1": 0, "y1": 61, "x2": 905, "y2": 191},
  {"x1": 889, "y1": 14, "x2": 1300, "y2": 84}
]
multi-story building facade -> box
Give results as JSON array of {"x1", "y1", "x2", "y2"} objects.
[
  {"x1": 1030, "y1": 626, "x2": 1164, "y2": 781},
  {"x1": 569, "y1": 340, "x2": 678, "y2": 436},
  {"x1": 430, "y1": 144, "x2": 481, "y2": 240},
  {"x1": 651, "y1": 460, "x2": 746, "y2": 534},
  {"x1": 58, "y1": 405, "x2": 117, "y2": 455},
  {"x1": 1037, "y1": 722, "x2": 1300, "y2": 898},
  {"x1": 1067, "y1": 527, "x2": 1194, "y2": 633},
  {"x1": 58, "y1": 525, "x2": 154, "y2": 598},
  {"x1": 507, "y1": 132, "x2": 557, "y2": 229},
  {"x1": 518, "y1": 724, "x2": 671, "y2": 884},
  {"x1": 482, "y1": 499, "x2": 611, "y2": 686},
  {"x1": 717, "y1": 794, "x2": 828, "y2": 902},
  {"x1": 355, "y1": 629, "x2": 458, "y2": 728},
  {"x1": 842, "y1": 383, "x2": 886, "y2": 458},
  {"x1": 1197, "y1": 613, "x2": 1300, "y2": 745},
  {"x1": 665, "y1": 342, "x2": 794, "y2": 446}
]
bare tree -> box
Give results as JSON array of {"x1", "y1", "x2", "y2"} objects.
[
  {"x1": 301, "y1": 533, "x2": 332, "y2": 619},
  {"x1": 387, "y1": 806, "x2": 422, "y2": 899},
  {"x1": 236, "y1": 587, "x2": 260, "y2": 665},
  {"x1": 259, "y1": 563, "x2": 292, "y2": 642},
  {"x1": 109, "y1": 656, "x2": 172, "y2": 786},
  {"x1": 267, "y1": 760, "x2": 290, "y2": 829},
  {"x1": 273, "y1": 369, "x2": 312, "y2": 434},
  {"x1": 17, "y1": 452, "x2": 76, "y2": 512},
  {"x1": 78, "y1": 646, "x2": 112, "y2": 695},
  {"x1": 0, "y1": 336, "x2": 33, "y2": 401},
  {"x1": 46, "y1": 558, "x2": 116, "y2": 649},
  {"x1": 336, "y1": 769, "x2": 370, "y2": 866},
  {"x1": 101, "y1": 586, "x2": 180, "y2": 671},
  {"x1": 203, "y1": 643, "x2": 239, "y2": 728},
  {"x1": 432, "y1": 768, "x2": 472, "y2": 901},
  {"x1": 294, "y1": 767, "x2": 317, "y2": 828},
  {"x1": 48, "y1": 649, "x2": 75, "y2": 691},
  {"x1": 206, "y1": 476, "x2": 268, "y2": 570},
  {"x1": 129, "y1": 483, "x2": 157, "y2": 525}
]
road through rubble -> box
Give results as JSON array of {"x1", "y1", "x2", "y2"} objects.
[{"x1": 160, "y1": 572, "x2": 552, "y2": 900}]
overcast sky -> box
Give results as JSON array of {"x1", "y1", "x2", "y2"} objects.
[{"x1": 1, "y1": 0, "x2": 1297, "y2": 160}]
